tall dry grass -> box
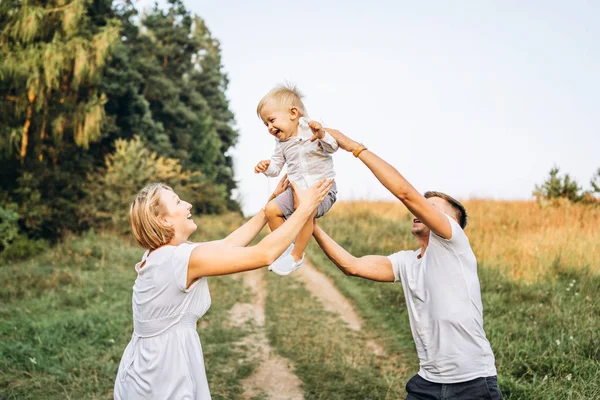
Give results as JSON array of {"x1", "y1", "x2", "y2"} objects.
[{"x1": 330, "y1": 200, "x2": 600, "y2": 281}]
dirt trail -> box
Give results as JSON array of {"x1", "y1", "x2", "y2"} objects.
[
  {"x1": 294, "y1": 259, "x2": 385, "y2": 356},
  {"x1": 231, "y1": 269, "x2": 304, "y2": 400},
  {"x1": 232, "y1": 258, "x2": 404, "y2": 398}
]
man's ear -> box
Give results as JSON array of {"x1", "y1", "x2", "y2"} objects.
[
  {"x1": 289, "y1": 107, "x2": 300, "y2": 121},
  {"x1": 446, "y1": 209, "x2": 459, "y2": 225}
]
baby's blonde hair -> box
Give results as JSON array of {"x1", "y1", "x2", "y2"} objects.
[
  {"x1": 256, "y1": 84, "x2": 308, "y2": 118},
  {"x1": 130, "y1": 183, "x2": 175, "y2": 250}
]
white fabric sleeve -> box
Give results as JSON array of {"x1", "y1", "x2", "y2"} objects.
[
  {"x1": 264, "y1": 143, "x2": 285, "y2": 177},
  {"x1": 387, "y1": 251, "x2": 405, "y2": 283},
  {"x1": 431, "y1": 214, "x2": 471, "y2": 254},
  {"x1": 318, "y1": 132, "x2": 339, "y2": 154},
  {"x1": 172, "y1": 242, "x2": 201, "y2": 292}
]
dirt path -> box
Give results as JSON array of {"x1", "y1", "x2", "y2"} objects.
[
  {"x1": 232, "y1": 259, "x2": 403, "y2": 398},
  {"x1": 294, "y1": 259, "x2": 385, "y2": 356},
  {"x1": 232, "y1": 269, "x2": 304, "y2": 400}
]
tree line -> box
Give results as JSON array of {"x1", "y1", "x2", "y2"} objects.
[{"x1": 1, "y1": 0, "x2": 239, "y2": 256}]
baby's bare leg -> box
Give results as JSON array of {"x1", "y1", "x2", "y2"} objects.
[
  {"x1": 290, "y1": 209, "x2": 318, "y2": 262},
  {"x1": 265, "y1": 199, "x2": 285, "y2": 232}
]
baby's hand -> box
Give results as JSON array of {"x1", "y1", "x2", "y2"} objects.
[
  {"x1": 254, "y1": 160, "x2": 271, "y2": 174},
  {"x1": 308, "y1": 120, "x2": 326, "y2": 141}
]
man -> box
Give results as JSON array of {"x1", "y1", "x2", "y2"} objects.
[{"x1": 312, "y1": 128, "x2": 504, "y2": 400}]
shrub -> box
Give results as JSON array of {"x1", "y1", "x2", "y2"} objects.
[
  {"x1": 0, "y1": 203, "x2": 20, "y2": 250},
  {"x1": 533, "y1": 166, "x2": 582, "y2": 204},
  {"x1": 80, "y1": 136, "x2": 229, "y2": 233}
]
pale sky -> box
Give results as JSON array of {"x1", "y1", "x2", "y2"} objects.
[{"x1": 137, "y1": 0, "x2": 599, "y2": 215}]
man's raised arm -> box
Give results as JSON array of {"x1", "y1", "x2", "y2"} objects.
[{"x1": 324, "y1": 128, "x2": 452, "y2": 239}]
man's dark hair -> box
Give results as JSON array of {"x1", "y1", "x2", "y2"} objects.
[{"x1": 424, "y1": 191, "x2": 468, "y2": 229}]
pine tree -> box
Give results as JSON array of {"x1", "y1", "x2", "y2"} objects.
[
  {"x1": 0, "y1": 0, "x2": 240, "y2": 241},
  {"x1": 135, "y1": 0, "x2": 239, "y2": 208},
  {"x1": 533, "y1": 166, "x2": 583, "y2": 203},
  {"x1": 189, "y1": 15, "x2": 238, "y2": 209},
  {"x1": 590, "y1": 168, "x2": 600, "y2": 194}
]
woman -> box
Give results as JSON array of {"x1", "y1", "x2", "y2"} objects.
[{"x1": 114, "y1": 175, "x2": 333, "y2": 399}]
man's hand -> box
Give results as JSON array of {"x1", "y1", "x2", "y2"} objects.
[
  {"x1": 323, "y1": 128, "x2": 361, "y2": 153},
  {"x1": 254, "y1": 159, "x2": 271, "y2": 173},
  {"x1": 308, "y1": 121, "x2": 326, "y2": 142}
]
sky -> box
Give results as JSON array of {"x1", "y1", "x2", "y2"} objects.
[{"x1": 137, "y1": 0, "x2": 599, "y2": 215}]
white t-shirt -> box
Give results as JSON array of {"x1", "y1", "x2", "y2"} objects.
[{"x1": 388, "y1": 215, "x2": 497, "y2": 383}]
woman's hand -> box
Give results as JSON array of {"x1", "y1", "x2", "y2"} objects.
[
  {"x1": 323, "y1": 128, "x2": 361, "y2": 153},
  {"x1": 268, "y1": 174, "x2": 290, "y2": 202},
  {"x1": 291, "y1": 179, "x2": 333, "y2": 214}
]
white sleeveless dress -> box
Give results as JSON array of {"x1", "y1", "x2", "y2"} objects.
[{"x1": 114, "y1": 243, "x2": 212, "y2": 399}]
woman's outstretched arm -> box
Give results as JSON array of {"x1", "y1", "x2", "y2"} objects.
[
  {"x1": 222, "y1": 175, "x2": 290, "y2": 247},
  {"x1": 185, "y1": 179, "x2": 333, "y2": 285}
]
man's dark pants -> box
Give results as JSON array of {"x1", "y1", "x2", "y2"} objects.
[{"x1": 405, "y1": 374, "x2": 504, "y2": 400}]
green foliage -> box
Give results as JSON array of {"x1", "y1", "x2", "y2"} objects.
[
  {"x1": 0, "y1": 225, "x2": 255, "y2": 399},
  {"x1": 534, "y1": 166, "x2": 582, "y2": 203},
  {"x1": 0, "y1": 0, "x2": 240, "y2": 243},
  {"x1": 534, "y1": 166, "x2": 600, "y2": 205},
  {"x1": 309, "y1": 213, "x2": 600, "y2": 399},
  {"x1": 0, "y1": 198, "x2": 49, "y2": 264},
  {"x1": 266, "y1": 273, "x2": 410, "y2": 399},
  {"x1": 82, "y1": 136, "x2": 228, "y2": 233},
  {"x1": 0, "y1": 0, "x2": 120, "y2": 159},
  {"x1": 591, "y1": 168, "x2": 600, "y2": 194},
  {"x1": 0, "y1": 234, "x2": 49, "y2": 263},
  {"x1": 125, "y1": 0, "x2": 239, "y2": 206},
  {"x1": 0, "y1": 203, "x2": 20, "y2": 249}
]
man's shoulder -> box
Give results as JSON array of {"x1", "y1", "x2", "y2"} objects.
[
  {"x1": 430, "y1": 216, "x2": 471, "y2": 245},
  {"x1": 388, "y1": 249, "x2": 420, "y2": 263},
  {"x1": 388, "y1": 249, "x2": 420, "y2": 282}
]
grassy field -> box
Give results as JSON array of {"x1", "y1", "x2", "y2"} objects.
[
  {"x1": 1, "y1": 201, "x2": 599, "y2": 399},
  {"x1": 0, "y1": 214, "x2": 256, "y2": 400},
  {"x1": 314, "y1": 201, "x2": 600, "y2": 399},
  {"x1": 328, "y1": 200, "x2": 600, "y2": 281}
]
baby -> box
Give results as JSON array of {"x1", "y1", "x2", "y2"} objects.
[{"x1": 254, "y1": 84, "x2": 338, "y2": 275}]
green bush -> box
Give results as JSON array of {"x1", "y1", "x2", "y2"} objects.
[
  {"x1": 533, "y1": 166, "x2": 582, "y2": 203},
  {"x1": 534, "y1": 166, "x2": 600, "y2": 205},
  {"x1": 0, "y1": 201, "x2": 49, "y2": 262},
  {"x1": 0, "y1": 203, "x2": 20, "y2": 250},
  {"x1": 591, "y1": 168, "x2": 600, "y2": 194},
  {"x1": 0, "y1": 234, "x2": 49, "y2": 262},
  {"x1": 80, "y1": 136, "x2": 229, "y2": 233}
]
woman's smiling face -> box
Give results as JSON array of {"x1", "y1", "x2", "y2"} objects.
[{"x1": 159, "y1": 188, "x2": 196, "y2": 241}]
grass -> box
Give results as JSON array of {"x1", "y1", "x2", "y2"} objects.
[
  {"x1": 0, "y1": 215, "x2": 256, "y2": 400},
  {"x1": 265, "y1": 272, "x2": 409, "y2": 399},
  {"x1": 1, "y1": 201, "x2": 599, "y2": 399},
  {"x1": 329, "y1": 200, "x2": 600, "y2": 281},
  {"x1": 315, "y1": 201, "x2": 600, "y2": 399}
]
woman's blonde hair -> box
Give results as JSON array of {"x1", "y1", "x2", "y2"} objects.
[
  {"x1": 256, "y1": 83, "x2": 308, "y2": 118},
  {"x1": 130, "y1": 183, "x2": 175, "y2": 250}
]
